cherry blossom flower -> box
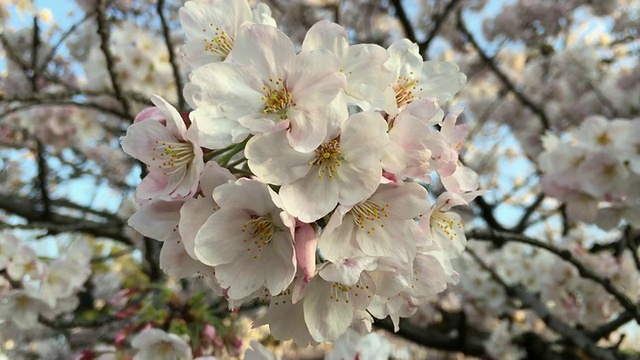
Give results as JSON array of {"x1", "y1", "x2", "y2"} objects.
[
  {"x1": 319, "y1": 181, "x2": 429, "y2": 263},
  {"x1": 246, "y1": 111, "x2": 388, "y2": 222},
  {"x1": 194, "y1": 178, "x2": 296, "y2": 299},
  {"x1": 383, "y1": 39, "x2": 466, "y2": 115},
  {"x1": 185, "y1": 23, "x2": 346, "y2": 152},
  {"x1": 180, "y1": 0, "x2": 277, "y2": 68},
  {"x1": 131, "y1": 328, "x2": 192, "y2": 360},
  {"x1": 121, "y1": 95, "x2": 204, "y2": 201},
  {"x1": 301, "y1": 20, "x2": 392, "y2": 109}
]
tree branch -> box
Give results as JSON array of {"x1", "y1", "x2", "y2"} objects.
[
  {"x1": 156, "y1": 0, "x2": 185, "y2": 110},
  {"x1": 95, "y1": 0, "x2": 133, "y2": 120},
  {"x1": 467, "y1": 248, "x2": 623, "y2": 360},
  {"x1": 457, "y1": 11, "x2": 551, "y2": 130},
  {"x1": 468, "y1": 228, "x2": 640, "y2": 324}
]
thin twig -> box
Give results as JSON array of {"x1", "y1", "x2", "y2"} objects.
[
  {"x1": 156, "y1": 0, "x2": 185, "y2": 110},
  {"x1": 95, "y1": 0, "x2": 133, "y2": 120},
  {"x1": 468, "y1": 228, "x2": 640, "y2": 324},
  {"x1": 457, "y1": 11, "x2": 551, "y2": 130},
  {"x1": 467, "y1": 248, "x2": 620, "y2": 360}
]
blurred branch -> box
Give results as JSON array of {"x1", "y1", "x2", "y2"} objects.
[
  {"x1": 156, "y1": 0, "x2": 185, "y2": 110},
  {"x1": 457, "y1": 11, "x2": 551, "y2": 130},
  {"x1": 35, "y1": 139, "x2": 51, "y2": 221},
  {"x1": 512, "y1": 193, "x2": 546, "y2": 233},
  {"x1": 30, "y1": 16, "x2": 40, "y2": 91},
  {"x1": 473, "y1": 196, "x2": 510, "y2": 232},
  {"x1": 96, "y1": 0, "x2": 133, "y2": 121},
  {"x1": 421, "y1": 0, "x2": 462, "y2": 57},
  {"x1": 468, "y1": 228, "x2": 640, "y2": 325},
  {"x1": 0, "y1": 192, "x2": 131, "y2": 245},
  {"x1": 374, "y1": 312, "x2": 489, "y2": 357},
  {"x1": 37, "y1": 11, "x2": 97, "y2": 75},
  {"x1": 587, "y1": 310, "x2": 635, "y2": 341},
  {"x1": 467, "y1": 248, "x2": 623, "y2": 360},
  {"x1": 390, "y1": 0, "x2": 418, "y2": 44}
]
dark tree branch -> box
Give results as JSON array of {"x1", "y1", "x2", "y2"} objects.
[
  {"x1": 457, "y1": 11, "x2": 551, "y2": 130},
  {"x1": 37, "y1": 11, "x2": 97, "y2": 75},
  {"x1": 420, "y1": 0, "x2": 462, "y2": 57},
  {"x1": 0, "y1": 192, "x2": 131, "y2": 245},
  {"x1": 30, "y1": 16, "x2": 40, "y2": 91},
  {"x1": 95, "y1": 0, "x2": 133, "y2": 121},
  {"x1": 390, "y1": 0, "x2": 418, "y2": 44},
  {"x1": 473, "y1": 196, "x2": 510, "y2": 232},
  {"x1": 374, "y1": 313, "x2": 489, "y2": 357},
  {"x1": 156, "y1": 0, "x2": 185, "y2": 110},
  {"x1": 34, "y1": 139, "x2": 51, "y2": 221},
  {"x1": 468, "y1": 229, "x2": 640, "y2": 324},
  {"x1": 467, "y1": 248, "x2": 623, "y2": 360},
  {"x1": 512, "y1": 193, "x2": 546, "y2": 233}
]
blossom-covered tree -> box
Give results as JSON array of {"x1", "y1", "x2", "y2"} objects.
[{"x1": 0, "y1": 0, "x2": 638, "y2": 359}]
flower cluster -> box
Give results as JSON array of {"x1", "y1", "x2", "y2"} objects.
[
  {"x1": 0, "y1": 233, "x2": 92, "y2": 330},
  {"x1": 121, "y1": 0, "x2": 478, "y2": 345},
  {"x1": 538, "y1": 115, "x2": 640, "y2": 227}
]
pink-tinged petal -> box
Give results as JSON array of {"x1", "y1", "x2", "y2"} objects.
[
  {"x1": 286, "y1": 107, "x2": 328, "y2": 153},
  {"x1": 179, "y1": 197, "x2": 214, "y2": 259},
  {"x1": 128, "y1": 200, "x2": 183, "y2": 242},
  {"x1": 371, "y1": 182, "x2": 429, "y2": 219},
  {"x1": 319, "y1": 257, "x2": 377, "y2": 286},
  {"x1": 319, "y1": 212, "x2": 362, "y2": 262},
  {"x1": 279, "y1": 174, "x2": 340, "y2": 223},
  {"x1": 199, "y1": 161, "x2": 236, "y2": 198},
  {"x1": 215, "y1": 255, "x2": 269, "y2": 299},
  {"x1": 194, "y1": 209, "x2": 249, "y2": 266},
  {"x1": 120, "y1": 120, "x2": 175, "y2": 164},
  {"x1": 418, "y1": 60, "x2": 466, "y2": 102},
  {"x1": 400, "y1": 98, "x2": 443, "y2": 126},
  {"x1": 441, "y1": 165, "x2": 480, "y2": 194},
  {"x1": 188, "y1": 62, "x2": 264, "y2": 119},
  {"x1": 355, "y1": 219, "x2": 417, "y2": 262},
  {"x1": 134, "y1": 106, "x2": 166, "y2": 124},
  {"x1": 293, "y1": 222, "x2": 319, "y2": 287},
  {"x1": 237, "y1": 114, "x2": 290, "y2": 134},
  {"x1": 303, "y1": 277, "x2": 353, "y2": 342},
  {"x1": 322, "y1": 204, "x2": 351, "y2": 238},
  {"x1": 150, "y1": 94, "x2": 187, "y2": 138},
  {"x1": 190, "y1": 107, "x2": 251, "y2": 149},
  {"x1": 213, "y1": 179, "x2": 275, "y2": 215},
  {"x1": 386, "y1": 39, "x2": 423, "y2": 80},
  {"x1": 343, "y1": 44, "x2": 393, "y2": 101},
  {"x1": 265, "y1": 232, "x2": 297, "y2": 295},
  {"x1": 301, "y1": 20, "x2": 348, "y2": 56},
  {"x1": 286, "y1": 49, "x2": 345, "y2": 109},
  {"x1": 255, "y1": 291, "x2": 318, "y2": 346},
  {"x1": 227, "y1": 23, "x2": 295, "y2": 76},
  {"x1": 159, "y1": 239, "x2": 210, "y2": 279},
  {"x1": 340, "y1": 111, "x2": 388, "y2": 168},
  {"x1": 336, "y1": 163, "x2": 381, "y2": 206},
  {"x1": 246, "y1": 131, "x2": 314, "y2": 185},
  {"x1": 136, "y1": 172, "x2": 170, "y2": 201}
]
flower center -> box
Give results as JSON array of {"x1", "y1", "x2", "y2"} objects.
[
  {"x1": 261, "y1": 77, "x2": 294, "y2": 119},
  {"x1": 152, "y1": 140, "x2": 195, "y2": 175},
  {"x1": 242, "y1": 215, "x2": 276, "y2": 260},
  {"x1": 328, "y1": 281, "x2": 372, "y2": 304},
  {"x1": 351, "y1": 200, "x2": 389, "y2": 234},
  {"x1": 203, "y1": 26, "x2": 234, "y2": 59},
  {"x1": 308, "y1": 139, "x2": 342, "y2": 179},
  {"x1": 431, "y1": 211, "x2": 462, "y2": 241},
  {"x1": 393, "y1": 76, "x2": 419, "y2": 109}
]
